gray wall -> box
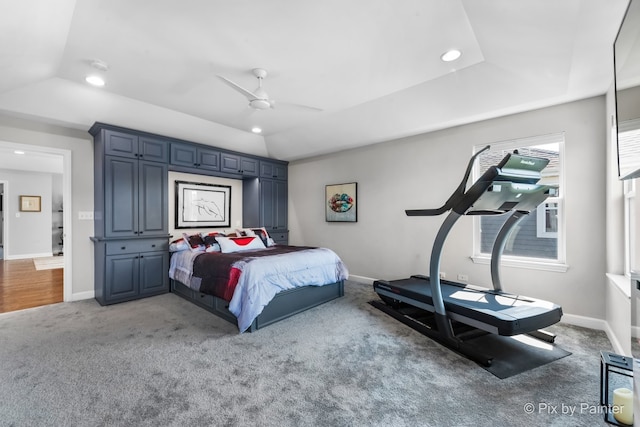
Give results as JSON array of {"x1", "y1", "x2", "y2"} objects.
[
  {"x1": 0, "y1": 169, "x2": 52, "y2": 258},
  {"x1": 289, "y1": 96, "x2": 607, "y2": 321}
]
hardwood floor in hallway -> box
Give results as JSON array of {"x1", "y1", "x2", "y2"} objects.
[{"x1": 0, "y1": 259, "x2": 63, "y2": 313}]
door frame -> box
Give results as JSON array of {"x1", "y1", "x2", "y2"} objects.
[
  {"x1": 0, "y1": 180, "x2": 6, "y2": 257},
  {"x1": 0, "y1": 141, "x2": 72, "y2": 302}
]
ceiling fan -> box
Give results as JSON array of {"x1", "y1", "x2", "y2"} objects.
[{"x1": 217, "y1": 68, "x2": 322, "y2": 112}]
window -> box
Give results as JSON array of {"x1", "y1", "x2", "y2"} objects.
[
  {"x1": 620, "y1": 119, "x2": 640, "y2": 276},
  {"x1": 472, "y1": 133, "x2": 566, "y2": 271},
  {"x1": 618, "y1": 118, "x2": 640, "y2": 180},
  {"x1": 624, "y1": 163, "x2": 636, "y2": 276},
  {"x1": 536, "y1": 202, "x2": 558, "y2": 238}
]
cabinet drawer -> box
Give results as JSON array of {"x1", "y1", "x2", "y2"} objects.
[
  {"x1": 106, "y1": 239, "x2": 168, "y2": 255},
  {"x1": 270, "y1": 231, "x2": 289, "y2": 244},
  {"x1": 171, "y1": 280, "x2": 193, "y2": 299},
  {"x1": 196, "y1": 292, "x2": 215, "y2": 308}
]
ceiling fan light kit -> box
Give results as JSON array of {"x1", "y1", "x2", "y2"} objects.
[
  {"x1": 250, "y1": 99, "x2": 271, "y2": 110},
  {"x1": 217, "y1": 67, "x2": 322, "y2": 113}
]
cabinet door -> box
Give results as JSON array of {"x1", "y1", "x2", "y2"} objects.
[
  {"x1": 105, "y1": 253, "x2": 139, "y2": 301},
  {"x1": 105, "y1": 130, "x2": 138, "y2": 159},
  {"x1": 220, "y1": 152, "x2": 240, "y2": 174},
  {"x1": 273, "y1": 180, "x2": 288, "y2": 230},
  {"x1": 222, "y1": 153, "x2": 258, "y2": 176},
  {"x1": 198, "y1": 148, "x2": 221, "y2": 171},
  {"x1": 260, "y1": 179, "x2": 275, "y2": 229},
  {"x1": 139, "y1": 136, "x2": 168, "y2": 163},
  {"x1": 138, "y1": 160, "x2": 168, "y2": 236},
  {"x1": 170, "y1": 143, "x2": 198, "y2": 167},
  {"x1": 260, "y1": 179, "x2": 288, "y2": 231},
  {"x1": 139, "y1": 251, "x2": 169, "y2": 295},
  {"x1": 105, "y1": 156, "x2": 138, "y2": 238},
  {"x1": 260, "y1": 161, "x2": 287, "y2": 180},
  {"x1": 240, "y1": 157, "x2": 259, "y2": 176}
]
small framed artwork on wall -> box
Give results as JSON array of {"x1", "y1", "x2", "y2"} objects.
[
  {"x1": 326, "y1": 182, "x2": 357, "y2": 222},
  {"x1": 19, "y1": 195, "x2": 41, "y2": 212}
]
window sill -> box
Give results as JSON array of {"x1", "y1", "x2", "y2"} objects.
[
  {"x1": 470, "y1": 255, "x2": 569, "y2": 272},
  {"x1": 606, "y1": 273, "x2": 631, "y2": 299}
]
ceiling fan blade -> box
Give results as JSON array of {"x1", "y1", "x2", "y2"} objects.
[
  {"x1": 274, "y1": 100, "x2": 323, "y2": 112},
  {"x1": 216, "y1": 75, "x2": 259, "y2": 100}
]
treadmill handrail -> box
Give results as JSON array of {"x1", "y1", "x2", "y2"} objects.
[{"x1": 406, "y1": 145, "x2": 491, "y2": 217}]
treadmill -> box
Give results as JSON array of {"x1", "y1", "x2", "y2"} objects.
[{"x1": 371, "y1": 145, "x2": 563, "y2": 366}]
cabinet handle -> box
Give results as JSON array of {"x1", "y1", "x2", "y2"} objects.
[
  {"x1": 139, "y1": 231, "x2": 143, "y2": 234},
  {"x1": 151, "y1": 244, "x2": 156, "y2": 248},
  {"x1": 121, "y1": 246, "x2": 126, "y2": 250}
]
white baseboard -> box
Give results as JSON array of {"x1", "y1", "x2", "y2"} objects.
[
  {"x1": 347, "y1": 274, "x2": 376, "y2": 285},
  {"x1": 603, "y1": 322, "x2": 629, "y2": 356},
  {"x1": 560, "y1": 313, "x2": 607, "y2": 331},
  {"x1": 6, "y1": 252, "x2": 53, "y2": 260},
  {"x1": 70, "y1": 291, "x2": 94, "y2": 302}
]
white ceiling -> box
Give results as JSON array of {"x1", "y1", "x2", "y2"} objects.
[{"x1": 0, "y1": 0, "x2": 632, "y2": 161}]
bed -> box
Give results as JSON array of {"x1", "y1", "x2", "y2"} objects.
[{"x1": 168, "y1": 230, "x2": 348, "y2": 332}]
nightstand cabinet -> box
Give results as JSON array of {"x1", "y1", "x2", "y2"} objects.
[{"x1": 93, "y1": 237, "x2": 169, "y2": 305}]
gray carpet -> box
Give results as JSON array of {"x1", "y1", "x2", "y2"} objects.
[{"x1": 0, "y1": 281, "x2": 621, "y2": 426}]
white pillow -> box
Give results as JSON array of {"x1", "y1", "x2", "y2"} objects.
[
  {"x1": 216, "y1": 236, "x2": 266, "y2": 253},
  {"x1": 169, "y1": 238, "x2": 189, "y2": 252}
]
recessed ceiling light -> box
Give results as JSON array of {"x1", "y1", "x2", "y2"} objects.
[
  {"x1": 85, "y1": 59, "x2": 109, "y2": 87},
  {"x1": 251, "y1": 127, "x2": 262, "y2": 134},
  {"x1": 86, "y1": 75, "x2": 105, "y2": 87},
  {"x1": 441, "y1": 49, "x2": 462, "y2": 62},
  {"x1": 14, "y1": 150, "x2": 25, "y2": 155}
]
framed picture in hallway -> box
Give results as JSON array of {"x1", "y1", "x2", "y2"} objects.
[
  {"x1": 325, "y1": 182, "x2": 357, "y2": 222},
  {"x1": 19, "y1": 195, "x2": 41, "y2": 212}
]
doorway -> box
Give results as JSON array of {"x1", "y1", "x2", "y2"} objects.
[
  {"x1": 0, "y1": 182, "x2": 4, "y2": 260},
  {"x1": 0, "y1": 141, "x2": 72, "y2": 311}
]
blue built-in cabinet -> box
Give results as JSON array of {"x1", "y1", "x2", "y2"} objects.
[{"x1": 89, "y1": 122, "x2": 289, "y2": 305}]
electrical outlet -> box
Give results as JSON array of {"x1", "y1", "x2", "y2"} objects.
[
  {"x1": 439, "y1": 272, "x2": 446, "y2": 279},
  {"x1": 457, "y1": 274, "x2": 469, "y2": 282}
]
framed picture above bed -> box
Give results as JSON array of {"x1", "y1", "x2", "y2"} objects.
[
  {"x1": 176, "y1": 181, "x2": 231, "y2": 228},
  {"x1": 325, "y1": 182, "x2": 357, "y2": 222}
]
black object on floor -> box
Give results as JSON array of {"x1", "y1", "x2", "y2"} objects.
[
  {"x1": 470, "y1": 332, "x2": 571, "y2": 379},
  {"x1": 369, "y1": 299, "x2": 571, "y2": 378}
]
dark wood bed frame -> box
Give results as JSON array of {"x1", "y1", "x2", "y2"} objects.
[{"x1": 170, "y1": 279, "x2": 345, "y2": 332}]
